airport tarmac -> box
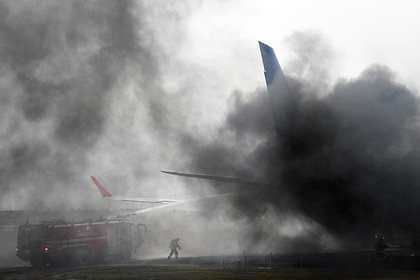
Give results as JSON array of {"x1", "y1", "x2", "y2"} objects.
[
  {"x1": 3, "y1": 263, "x2": 420, "y2": 280},
  {"x1": 3, "y1": 254, "x2": 420, "y2": 280}
]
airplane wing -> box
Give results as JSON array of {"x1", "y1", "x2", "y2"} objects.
[
  {"x1": 132, "y1": 192, "x2": 238, "y2": 215},
  {"x1": 133, "y1": 200, "x2": 188, "y2": 214},
  {"x1": 90, "y1": 176, "x2": 179, "y2": 204},
  {"x1": 161, "y1": 171, "x2": 269, "y2": 186},
  {"x1": 91, "y1": 176, "x2": 242, "y2": 216}
]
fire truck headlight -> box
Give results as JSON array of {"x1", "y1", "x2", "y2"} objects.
[{"x1": 44, "y1": 247, "x2": 49, "y2": 252}]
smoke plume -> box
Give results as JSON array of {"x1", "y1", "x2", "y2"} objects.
[
  {"x1": 183, "y1": 32, "x2": 420, "y2": 249},
  {"x1": 0, "y1": 0, "x2": 194, "y2": 210},
  {"x1": 1, "y1": 0, "x2": 419, "y2": 259}
]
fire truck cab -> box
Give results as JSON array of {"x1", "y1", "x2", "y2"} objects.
[{"x1": 16, "y1": 219, "x2": 146, "y2": 267}]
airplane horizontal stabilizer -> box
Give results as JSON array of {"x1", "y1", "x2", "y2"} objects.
[{"x1": 161, "y1": 170, "x2": 269, "y2": 186}]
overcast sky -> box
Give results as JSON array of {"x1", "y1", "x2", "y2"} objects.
[
  {"x1": 156, "y1": 0, "x2": 420, "y2": 141},
  {"x1": 180, "y1": 0, "x2": 420, "y2": 90}
]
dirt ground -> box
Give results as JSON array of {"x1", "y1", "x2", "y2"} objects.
[{"x1": 4, "y1": 265, "x2": 420, "y2": 280}]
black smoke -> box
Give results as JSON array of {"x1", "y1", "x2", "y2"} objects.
[
  {"x1": 183, "y1": 33, "x2": 420, "y2": 249},
  {"x1": 0, "y1": 0, "x2": 206, "y2": 263},
  {"x1": 0, "y1": 0, "x2": 190, "y2": 209}
]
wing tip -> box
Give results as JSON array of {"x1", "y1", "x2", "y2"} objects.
[{"x1": 91, "y1": 176, "x2": 112, "y2": 198}]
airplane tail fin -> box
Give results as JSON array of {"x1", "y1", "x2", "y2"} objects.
[
  {"x1": 259, "y1": 41, "x2": 294, "y2": 134},
  {"x1": 91, "y1": 176, "x2": 112, "y2": 197}
]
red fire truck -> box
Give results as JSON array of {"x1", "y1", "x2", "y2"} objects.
[{"x1": 16, "y1": 219, "x2": 146, "y2": 267}]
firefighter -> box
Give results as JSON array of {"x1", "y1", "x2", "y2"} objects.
[
  {"x1": 375, "y1": 234, "x2": 389, "y2": 259},
  {"x1": 168, "y1": 238, "x2": 181, "y2": 260}
]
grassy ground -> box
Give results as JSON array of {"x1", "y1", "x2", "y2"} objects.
[{"x1": 4, "y1": 265, "x2": 420, "y2": 280}]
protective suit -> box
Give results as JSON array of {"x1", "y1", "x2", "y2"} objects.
[{"x1": 168, "y1": 238, "x2": 181, "y2": 260}]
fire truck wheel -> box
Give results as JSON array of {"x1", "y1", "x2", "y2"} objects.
[
  {"x1": 74, "y1": 249, "x2": 91, "y2": 266},
  {"x1": 95, "y1": 256, "x2": 105, "y2": 265},
  {"x1": 120, "y1": 245, "x2": 131, "y2": 260},
  {"x1": 30, "y1": 258, "x2": 47, "y2": 268}
]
